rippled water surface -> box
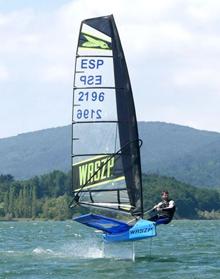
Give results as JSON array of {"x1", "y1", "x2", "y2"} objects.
[{"x1": 0, "y1": 220, "x2": 220, "y2": 278}]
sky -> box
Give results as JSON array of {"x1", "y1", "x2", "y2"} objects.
[{"x1": 1, "y1": 0, "x2": 220, "y2": 138}]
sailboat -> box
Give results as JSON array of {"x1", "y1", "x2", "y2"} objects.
[{"x1": 70, "y1": 15, "x2": 156, "y2": 242}]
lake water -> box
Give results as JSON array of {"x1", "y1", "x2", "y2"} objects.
[{"x1": 0, "y1": 220, "x2": 219, "y2": 279}]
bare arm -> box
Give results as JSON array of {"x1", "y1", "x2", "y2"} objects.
[{"x1": 153, "y1": 202, "x2": 163, "y2": 210}]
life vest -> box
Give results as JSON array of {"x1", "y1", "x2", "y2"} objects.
[{"x1": 159, "y1": 200, "x2": 175, "y2": 219}]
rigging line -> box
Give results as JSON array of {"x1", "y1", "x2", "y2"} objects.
[{"x1": 69, "y1": 138, "x2": 142, "y2": 208}]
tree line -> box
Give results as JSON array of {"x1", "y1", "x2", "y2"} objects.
[
  {"x1": 0, "y1": 171, "x2": 72, "y2": 220},
  {"x1": 1, "y1": 171, "x2": 220, "y2": 220}
]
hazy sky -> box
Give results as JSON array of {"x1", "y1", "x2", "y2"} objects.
[{"x1": 1, "y1": 0, "x2": 220, "y2": 138}]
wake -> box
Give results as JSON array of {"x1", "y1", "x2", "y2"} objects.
[{"x1": 32, "y1": 235, "x2": 135, "y2": 260}]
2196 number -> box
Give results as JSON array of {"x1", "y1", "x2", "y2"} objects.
[
  {"x1": 76, "y1": 109, "x2": 102, "y2": 120},
  {"x1": 78, "y1": 91, "x2": 105, "y2": 102}
]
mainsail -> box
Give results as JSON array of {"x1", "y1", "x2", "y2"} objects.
[{"x1": 71, "y1": 15, "x2": 143, "y2": 217}]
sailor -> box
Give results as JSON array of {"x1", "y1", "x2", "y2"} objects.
[{"x1": 148, "y1": 191, "x2": 175, "y2": 225}]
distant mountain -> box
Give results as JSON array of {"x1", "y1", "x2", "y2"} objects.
[
  {"x1": 0, "y1": 126, "x2": 71, "y2": 179},
  {"x1": 139, "y1": 122, "x2": 220, "y2": 187},
  {"x1": 1, "y1": 122, "x2": 220, "y2": 188}
]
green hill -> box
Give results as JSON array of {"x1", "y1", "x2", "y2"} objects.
[
  {"x1": 139, "y1": 122, "x2": 220, "y2": 187},
  {"x1": 0, "y1": 126, "x2": 71, "y2": 179},
  {"x1": 1, "y1": 122, "x2": 220, "y2": 188},
  {"x1": 1, "y1": 172, "x2": 220, "y2": 220}
]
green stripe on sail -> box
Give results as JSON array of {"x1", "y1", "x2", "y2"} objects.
[
  {"x1": 74, "y1": 176, "x2": 125, "y2": 191},
  {"x1": 73, "y1": 155, "x2": 106, "y2": 166}
]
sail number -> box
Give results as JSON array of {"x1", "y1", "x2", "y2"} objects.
[
  {"x1": 75, "y1": 91, "x2": 105, "y2": 120},
  {"x1": 76, "y1": 109, "x2": 102, "y2": 119},
  {"x1": 78, "y1": 91, "x2": 105, "y2": 102}
]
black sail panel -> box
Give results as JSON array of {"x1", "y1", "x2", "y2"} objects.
[
  {"x1": 111, "y1": 17, "x2": 143, "y2": 216},
  {"x1": 72, "y1": 15, "x2": 143, "y2": 216}
]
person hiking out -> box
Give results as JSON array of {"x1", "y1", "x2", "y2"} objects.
[{"x1": 148, "y1": 191, "x2": 175, "y2": 225}]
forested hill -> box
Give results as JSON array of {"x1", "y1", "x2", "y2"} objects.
[
  {"x1": 1, "y1": 122, "x2": 220, "y2": 188},
  {"x1": 139, "y1": 122, "x2": 220, "y2": 188},
  {"x1": 0, "y1": 126, "x2": 71, "y2": 179},
  {"x1": 0, "y1": 172, "x2": 220, "y2": 220}
]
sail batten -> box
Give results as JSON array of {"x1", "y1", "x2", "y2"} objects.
[{"x1": 71, "y1": 15, "x2": 143, "y2": 217}]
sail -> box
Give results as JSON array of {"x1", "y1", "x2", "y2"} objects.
[{"x1": 72, "y1": 15, "x2": 143, "y2": 217}]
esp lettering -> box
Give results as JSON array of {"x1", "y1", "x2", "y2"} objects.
[
  {"x1": 81, "y1": 59, "x2": 104, "y2": 69},
  {"x1": 80, "y1": 75, "x2": 102, "y2": 85}
]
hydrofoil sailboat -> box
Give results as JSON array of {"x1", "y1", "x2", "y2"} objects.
[{"x1": 70, "y1": 15, "x2": 156, "y2": 242}]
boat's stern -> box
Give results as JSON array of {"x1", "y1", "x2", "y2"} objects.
[{"x1": 103, "y1": 219, "x2": 156, "y2": 242}]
